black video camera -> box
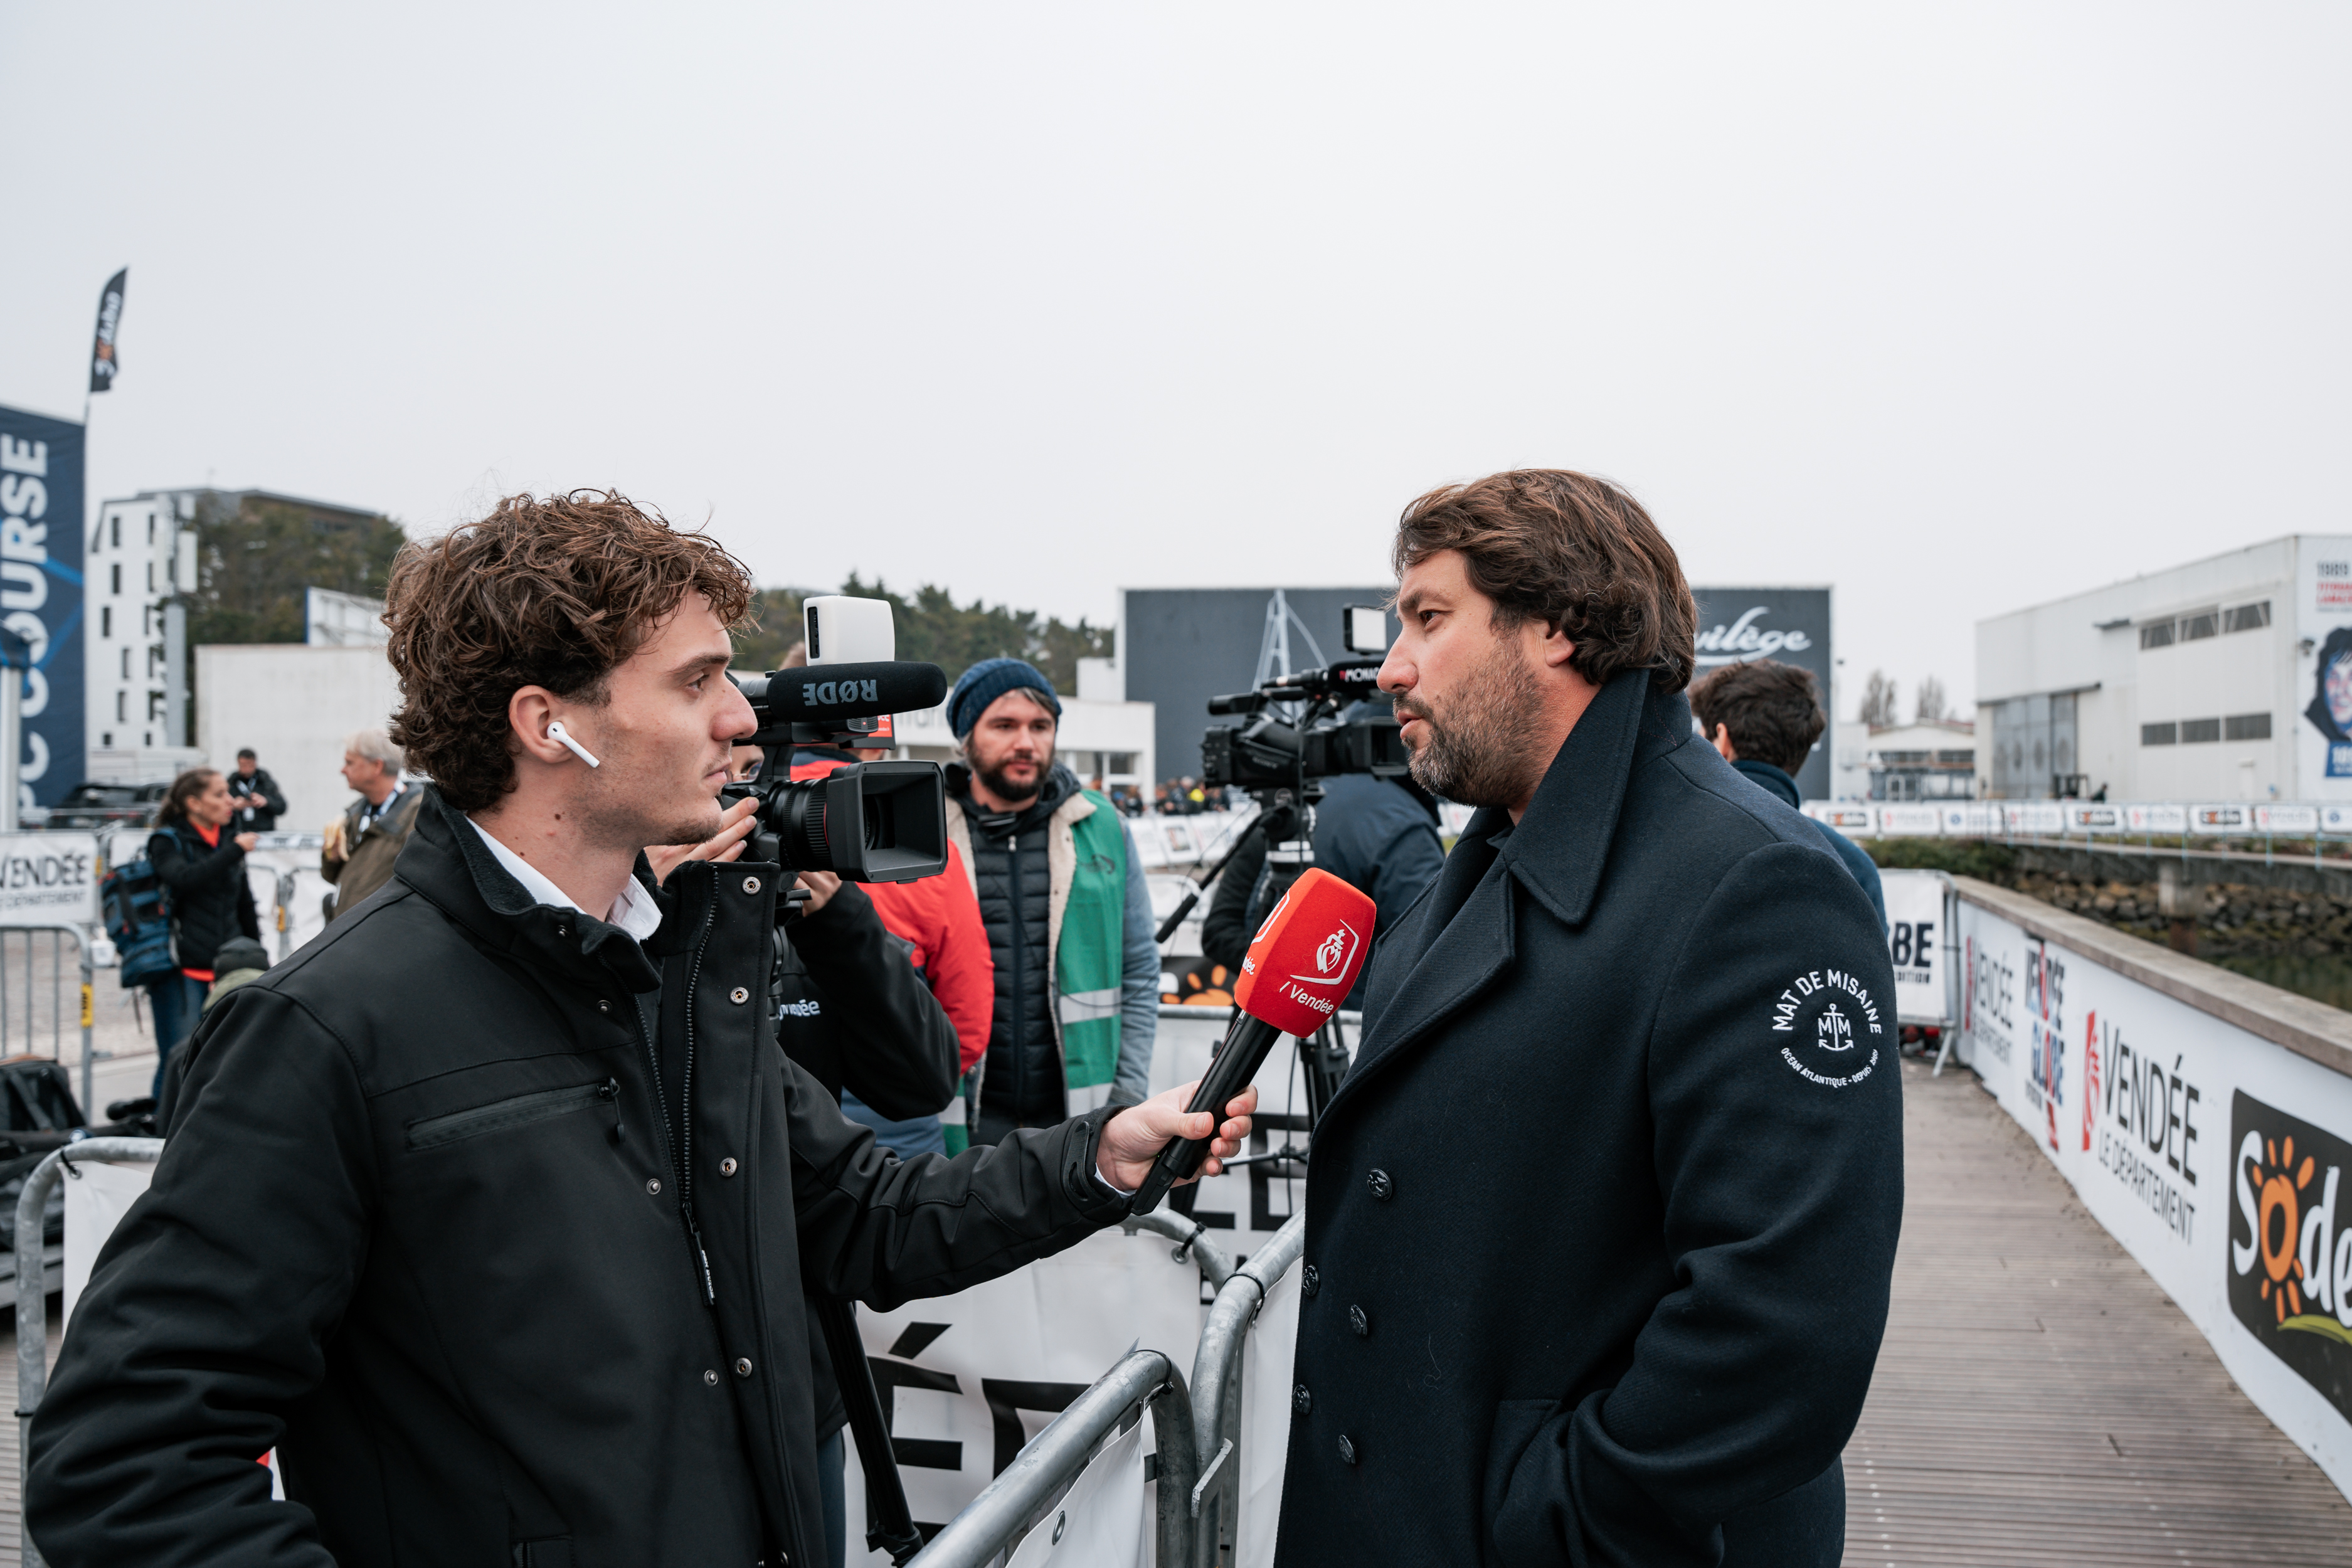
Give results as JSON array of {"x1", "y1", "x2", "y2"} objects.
[
  {"x1": 1200, "y1": 651, "x2": 1407, "y2": 793},
  {"x1": 721, "y1": 600, "x2": 953, "y2": 884}
]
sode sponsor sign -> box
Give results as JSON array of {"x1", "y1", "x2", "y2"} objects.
[{"x1": 1957, "y1": 889, "x2": 2352, "y2": 1493}]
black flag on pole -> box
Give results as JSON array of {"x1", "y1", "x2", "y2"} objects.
[{"x1": 88, "y1": 269, "x2": 127, "y2": 394}]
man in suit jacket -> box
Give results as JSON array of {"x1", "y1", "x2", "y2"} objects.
[{"x1": 1275, "y1": 470, "x2": 1902, "y2": 1568}]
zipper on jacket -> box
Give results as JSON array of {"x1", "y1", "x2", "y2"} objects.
[
  {"x1": 679, "y1": 916, "x2": 717, "y2": 1309},
  {"x1": 405, "y1": 1080, "x2": 610, "y2": 1151},
  {"x1": 629, "y1": 983, "x2": 711, "y2": 1306},
  {"x1": 1007, "y1": 832, "x2": 1025, "y2": 1125}
]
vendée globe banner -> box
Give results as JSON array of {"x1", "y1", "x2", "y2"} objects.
[{"x1": 0, "y1": 405, "x2": 83, "y2": 811}]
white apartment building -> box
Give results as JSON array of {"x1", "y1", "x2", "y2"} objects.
[
  {"x1": 86, "y1": 489, "x2": 199, "y2": 751},
  {"x1": 85, "y1": 489, "x2": 388, "y2": 763},
  {"x1": 1975, "y1": 535, "x2": 2352, "y2": 801}
]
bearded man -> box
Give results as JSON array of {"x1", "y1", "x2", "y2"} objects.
[
  {"x1": 940, "y1": 659, "x2": 1160, "y2": 1147},
  {"x1": 1273, "y1": 470, "x2": 1902, "y2": 1567}
]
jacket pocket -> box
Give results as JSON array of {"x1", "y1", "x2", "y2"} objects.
[
  {"x1": 1485, "y1": 1398, "x2": 1565, "y2": 1568},
  {"x1": 406, "y1": 1080, "x2": 615, "y2": 1151}
]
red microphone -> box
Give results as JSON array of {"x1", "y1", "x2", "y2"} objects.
[{"x1": 1128, "y1": 869, "x2": 1376, "y2": 1214}]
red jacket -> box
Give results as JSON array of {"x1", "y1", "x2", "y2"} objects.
[{"x1": 791, "y1": 755, "x2": 993, "y2": 1074}]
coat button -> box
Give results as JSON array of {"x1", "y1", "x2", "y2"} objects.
[
  {"x1": 1337, "y1": 1434, "x2": 1357, "y2": 1466},
  {"x1": 734, "y1": 1358, "x2": 754, "y2": 1378},
  {"x1": 704, "y1": 1369, "x2": 718, "y2": 1386},
  {"x1": 647, "y1": 1179, "x2": 662, "y2": 1196},
  {"x1": 1367, "y1": 1169, "x2": 1393, "y2": 1200},
  {"x1": 1301, "y1": 1264, "x2": 1319, "y2": 1298},
  {"x1": 1349, "y1": 1305, "x2": 1369, "y2": 1337},
  {"x1": 729, "y1": 987, "x2": 751, "y2": 1005},
  {"x1": 742, "y1": 876, "x2": 763, "y2": 895},
  {"x1": 596, "y1": 999, "x2": 610, "y2": 1014},
  {"x1": 555, "y1": 922, "x2": 571, "y2": 939},
  {"x1": 721, "y1": 1157, "x2": 739, "y2": 1177},
  {"x1": 1293, "y1": 1384, "x2": 1311, "y2": 1417}
]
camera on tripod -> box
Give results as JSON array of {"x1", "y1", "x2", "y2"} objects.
[
  {"x1": 722, "y1": 596, "x2": 951, "y2": 884},
  {"x1": 1199, "y1": 604, "x2": 1407, "y2": 793}
]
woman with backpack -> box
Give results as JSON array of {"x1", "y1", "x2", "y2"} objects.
[{"x1": 147, "y1": 769, "x2": 262, "y2": 1098}]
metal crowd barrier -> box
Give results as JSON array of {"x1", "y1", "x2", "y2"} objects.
[
  {"x1": 909, "y1": 1210, "x2": 1307, "y2": 1568},
  {"x1": 14, "y1": 1135, "x2": 164, "y2": 1568},
  {"x1": 0, "y1": 927, "x2": 104, "y2": 1125}
]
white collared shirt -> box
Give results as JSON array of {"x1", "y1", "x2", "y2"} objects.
[{"x1": 465, "y1": 817, "x2": 664, "y2": 943}]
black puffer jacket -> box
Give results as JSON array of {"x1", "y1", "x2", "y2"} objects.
[
  {"x1": 147, "y1": 825, "x2": 261, "y2": 973},
  {"x1": 953, "y1": 764, "x2": 1075, "y2": 1128},
  {"x1": 29, "y1": 788, "x2": 1128, "y2": 1568}
]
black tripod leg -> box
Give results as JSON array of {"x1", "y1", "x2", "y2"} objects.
[
  {"x1": 1300, "y1": 1016, "x2": 1350, "y2": 1131},
  {"x1": 813, "y1": 1294, "x2": 926, "y2": 1565}
]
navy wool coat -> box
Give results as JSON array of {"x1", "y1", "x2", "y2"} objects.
[{"x1": 1276, "y1": 670, "x2": 1904, "y2": 1567}]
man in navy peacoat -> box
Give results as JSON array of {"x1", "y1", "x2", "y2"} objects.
[{"x1": 1276, "y1": 471, "x2": 1902, "y2": 1567}]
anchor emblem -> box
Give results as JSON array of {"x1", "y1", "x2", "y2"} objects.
[{"x1": 1815, "y1": 1004, "x2": 1855, "y2": 1052}]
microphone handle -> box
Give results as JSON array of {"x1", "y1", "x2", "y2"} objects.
[{"x1": 1128, "y1": 1012, "x2": 1284, "y2": 1216}]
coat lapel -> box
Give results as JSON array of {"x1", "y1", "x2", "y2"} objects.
[
  {"x1": 1335, "y1": 851, "x2": 1515, "y2": 1104},
  {"x1": 1325, "y1": 670, "x2": 1659, "y2": 1111}
]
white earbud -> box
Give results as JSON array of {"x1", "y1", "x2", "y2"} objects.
[{"x1": 545, "y1": 721, "x2": 601, "y2": 768}]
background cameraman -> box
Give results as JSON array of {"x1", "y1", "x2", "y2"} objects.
[{"x1": 1199, "y1": 707, "x2": 1446, "y2": 1011}]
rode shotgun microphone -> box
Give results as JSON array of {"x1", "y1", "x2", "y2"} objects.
[
  {"x1": 734, "y1": 661, "x2": 948, "y2": 728},
  {"x1": 1128, "y1": 868, "x2": 1377, "y2": 1215}
]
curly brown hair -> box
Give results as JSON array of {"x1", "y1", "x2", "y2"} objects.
[
  {"x1": 1392, "y1": 469, "x2": 1697, "y2": 694},
  {"x1": 384, "y1": 490, "x2": 755, "y2": 812}
]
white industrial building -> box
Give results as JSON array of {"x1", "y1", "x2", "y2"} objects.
[{"x1": 1974, "y1": 534, "x2": 2352, "y2": 801}]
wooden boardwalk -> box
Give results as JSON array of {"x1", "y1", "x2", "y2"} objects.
[{"x1": 1846, "y1": 1058, "x2": 2352, "y2": 1566}]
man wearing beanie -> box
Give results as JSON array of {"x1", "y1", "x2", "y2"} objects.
[{"x1": 942, "y1": 657, "x2": 1160, "y2": 1148}]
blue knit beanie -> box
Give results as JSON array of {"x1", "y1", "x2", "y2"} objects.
[{"x1": 948, "y1": 657, "x2": 1063, "y2": 740}]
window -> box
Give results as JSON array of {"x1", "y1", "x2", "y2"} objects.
[
  {"x1": 145, "y1": 561, "x2": 154, "y2": 592},
  {"x1": 2181, "y1": 718, "x2": 2222, "y2": 743},
  {"x1": 109, "y1": 516, "x2": 119, "y2": 549},
  {"x1": 100, "y1": 732, "x2": 111, "y2": 748},
  {"x1": 2180, "y1": 610, "x2": 2220, "y2": 642},
  {"x1": 119, "y1": 649, "x2": 129, "y2": 679},
  {"x1": 109, "y1": 563, "x2": 120, "y2": 595},
  {"x1": 2141, "y1": 722, "x2": 2177, "y2": 746},
  {"x1": 2138, "y1": 622, "x2": 2175, "y2": 650},
  {"x1": 1935, "y1": 749, "x2": 1976, "y2": 765},
  {"x1": 115, "y1": 691, "x2": 125, "y2": 722},
  {"x1": 2225, "y1": 712, "x2": 2272, "y2": 741},
  {"x1": 99, "y1": 606, "x2": 110, "y2": 638},
  {"x1": 2225, "y1": 601, "x2": 2272, "y2": 633}
]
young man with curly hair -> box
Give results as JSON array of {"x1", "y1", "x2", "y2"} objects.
[{"x1": 28, "y1": 491, "x2": 1253, "y2": 1568}]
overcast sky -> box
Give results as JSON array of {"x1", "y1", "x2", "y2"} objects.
[{"x1": 3, "y1": 3, "x2": 2345, "y2": 718}]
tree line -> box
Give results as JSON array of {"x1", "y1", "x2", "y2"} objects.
[{"x1": 181, "y1": 503, "x2": 1114, "y2": 698}]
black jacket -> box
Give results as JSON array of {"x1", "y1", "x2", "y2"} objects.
[
  {"x1": 1729, "y1": 759, "x2": 1887, "y2": 927},
  {"x1": 1277, "y1": 673, "x2": 1903, "y2": 1567},
  {"x1": 228, "y1": 768, "x2": 282, "y2": 832},
  {"x1": 1200, "y1": 773, "x2": 1448, "y2": 1009},
  {"x1": 773, "y1": 879, "x2": 958, "y2": 1121},
  {"x1": 29, "y1": 788, "x2": 1128, "y2": 1568},
  {"x1": 147, "y1": 825, "x2": 262, "y2": 974},
  {"x1": 953, "y1": 764, "x2": 1074, "y2": 1127},
  {"x1": 771, "y1": 876, "x2": 961, "y2": 1444}
]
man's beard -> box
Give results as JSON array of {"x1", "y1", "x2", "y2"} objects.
[
  {"x1": 975, "y1": 746, "x2": 1052, "y2": 806},
  {"x1": 1396, "y1": 636, "x2": 1551, "y2": 810}
]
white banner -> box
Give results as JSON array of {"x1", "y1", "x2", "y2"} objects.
[
  {"x1": 848, "y1": 1008, "x2": 1313, "y2": 1564},
  {"x1": 1803, "y1": 803, "x2": 1874, "y2": 837},
  {"x1": 62, "y1": 1153, "x2": 153, "y2": 1328},
  {"x1": 1956, "y1": 893, "x2": 2352, "y2": 1498},
  {"x1": 1878, "y1": 871, "x2": 1949, "y2": 1024},
  {"x1": 1875, "y1": 803, "x2": 1939, "y2": 837},
  {"x1": 0, "y1": 830, "x2": 98, "y2": 927}
]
